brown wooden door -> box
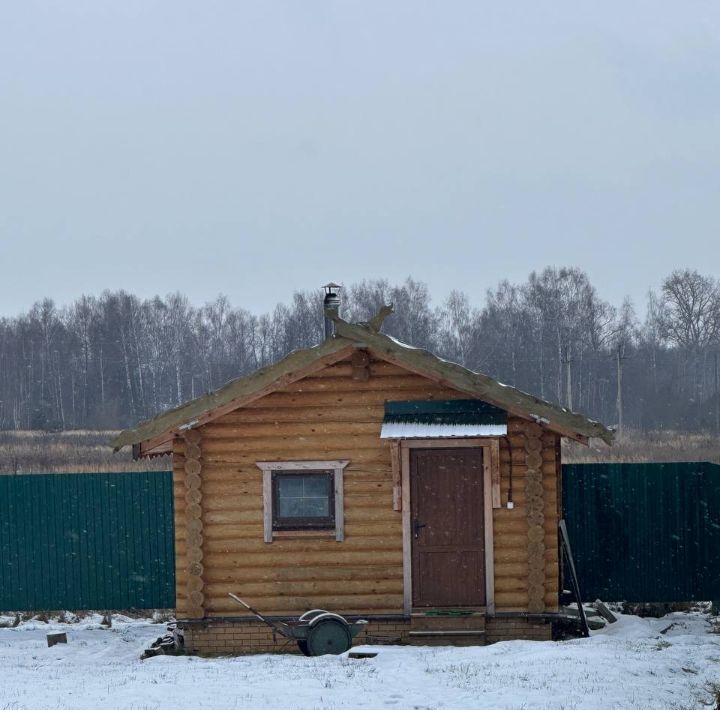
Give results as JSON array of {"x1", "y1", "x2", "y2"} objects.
[{"x1": 410, "y1": 448, "x2": 485, "y2": 607}]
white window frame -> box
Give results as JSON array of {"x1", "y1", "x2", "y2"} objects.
[{"x1": 256, "y1": 460, "x2": 349, "y2": 543}]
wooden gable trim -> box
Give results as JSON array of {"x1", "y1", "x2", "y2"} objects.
[{"x1": 128, "y1": 345, "x2": 357, "y2": 457}]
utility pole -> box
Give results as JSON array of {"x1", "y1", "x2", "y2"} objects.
[
  {"x1": 616, "y1": 347, "x2": 624, "y2": 436},
  {"x1": 715, "y1": 351, "x2": 719, "y2": 435},
  {"x1": 564, "y1": 352, "x2": 573, "y2": 411}
]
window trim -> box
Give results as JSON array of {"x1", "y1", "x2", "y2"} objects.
[{"x1": 256, "y1": 460, "x2": 349, "y2": 543}]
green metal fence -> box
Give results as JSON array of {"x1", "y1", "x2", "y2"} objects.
[
  {"x1": 562, "y1": 462, "x2": 720, "y2": 603},
  {"x1": 0, "y1": 471, "x2": 174, "y2": 611}
]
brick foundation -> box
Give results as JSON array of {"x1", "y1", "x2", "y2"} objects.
[
  {"x1": 485, "y1": 616, "x2": 552, "y2": 643},
  {"x1": 178, "y1": 615, "x2": 552, "y2": 655}
]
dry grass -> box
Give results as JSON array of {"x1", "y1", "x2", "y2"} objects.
[
  {"x1": 564, "y1": 430, "x2": 720, "y2": 465},
  {"x1": 0, "y1": 430, "x2": 170, "y2": 474},
  {"x1": 0, "y1": 429, "x2": 717, "y2": 474}
]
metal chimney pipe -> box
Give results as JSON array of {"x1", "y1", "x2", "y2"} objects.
[{"x1": 322, "y1": 283, "x2": 341, "y2": 339}]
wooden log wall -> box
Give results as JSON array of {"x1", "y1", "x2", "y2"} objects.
[
  {"x1": 171, "y1": 355, "x2": 561, "y2": 617},
  {"x1": 496, "y1": 420, "x2": 560, "y2": 612}
]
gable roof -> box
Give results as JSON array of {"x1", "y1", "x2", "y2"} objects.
[{"x1": 111, "y1": 314, "x2": 613, "y2": 455}]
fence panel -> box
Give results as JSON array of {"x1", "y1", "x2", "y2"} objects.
[
  {"x1": 562, "y1": 462, "x2": 720, "y2": 602},
  {"x1": 0, "y1": 471, "x2": 174, "y2": 611}
]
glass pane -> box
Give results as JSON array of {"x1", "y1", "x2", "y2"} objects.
[
  {"x1": 301, "y1": 497, "x2": 329, "y2": 517},
  {"x1": 278, "y1": 497, "x2": 306, "y2": 518},
  {"x1": 278, "y1": 476, "x2": 305, "y2": 497},
  {"x1": 303, "y1": 475, "x2": 330, "y2": 497}
]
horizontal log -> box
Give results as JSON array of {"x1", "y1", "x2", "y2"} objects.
[
  {"x1": 200, "y1": 520, "x2": 401, "y2": 541},
  {"x1": 203, "y1": 563, "x2": 402, "y2": 584},
  {"x1": 279, "y1": 376, "x2": 458, "y2": 394},
  {"x1": 304, "y1": 361, "x2": 410, "y2": 378},
  {"x1": 218, "y1": 406, "x2": 386, "y2": 425},
  {"x1": 202, "y1": 421, "x2": 383, "y2": 439},
  {"x1": 200, "y1": 483, "x2": 262, "y2": 499},
  {"x1": 203, "y1": 550, "x2": 403, "y2": 567},
  {"x1": 246, "y1": 389, "x2": 464, "y2": 409},
  {"x1": 204, "y1": 593, "x2": 404, "y2": 615},
  {"x1": 200, "y1": 448, "x2": 392, "y2": 466},
  {"x1": 492, "y1": 548, "x2": 528, "y2": 564},
  {"x1": 201, "y1": 434, "x2": 390, "y2": 454},
  {"x1": 201, "y1": 536, "x2": 401, "y2": 554},
  {"x1": 195, "y1": 503, "x2": 399, "y2": 524},
  {"x1": 204, "y1": 578, "x2": 404, "y2": 598},
  {"x1": 493, "y1": 562, "x2": 528, "y2": 578},
  {"x1": 494, "y1": 577, "x2": 530, "y2": 593},
  {"x1": 489, "y1": 533, "x2": 528, "y2": 549},
  {"x1": 494, "y1": 592, "x2": 530, "y2": 609}
]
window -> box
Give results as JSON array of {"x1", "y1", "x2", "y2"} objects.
[
  {"x1": 256, "y1": 460, "x2": 349, "y2": 542},
  {"x1": 272, "y1": 471, "x2": 335, "y2": 530}
]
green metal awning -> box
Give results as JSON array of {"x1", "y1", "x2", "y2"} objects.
[{"x1": 380, "y1": 399, "x2": 507, "y2": 439}]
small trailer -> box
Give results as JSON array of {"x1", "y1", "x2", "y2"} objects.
[{"x1": 228, "y1": 593, "x2": 367, "y2": 656}]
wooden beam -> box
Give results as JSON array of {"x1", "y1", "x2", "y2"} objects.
[
  {"x1": 390, "y1": 441, "x2": 402, "y2": 512},
  {"x1": 351, "y1": 350, "x2": 371, "y2": 381}
]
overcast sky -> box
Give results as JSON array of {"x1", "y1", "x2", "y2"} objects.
[{"x1": 1, "y1": 1, "x2": 719, "y2": 318}]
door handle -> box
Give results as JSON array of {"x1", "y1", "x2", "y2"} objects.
[{"x1": 413, "y1": 520, "x2": 427, "y2": 539}]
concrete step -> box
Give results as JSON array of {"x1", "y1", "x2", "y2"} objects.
[{"x1": 408, "y1": 612, "x2": 487, "y2": 646}]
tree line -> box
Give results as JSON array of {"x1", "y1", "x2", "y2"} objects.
[{"x1": 0, "y1": 267, "x2": 719, "y2": 434}]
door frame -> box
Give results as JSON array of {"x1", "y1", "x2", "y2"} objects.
[{"x1": 401, "y1": 439, "x2": 496, "y2": 616}]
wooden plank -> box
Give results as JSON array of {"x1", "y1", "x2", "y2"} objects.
[
  {"x1": 401, "y1": 444, "x2": 412, "y2": 615},
  {"x1": 335, "y1": 464, "x2": 345, "y2": 542},
  {"x1": 490, "y1": 438, "x2": 501, "y2": 508},
  {"x1": 390, "y1": 441, "x2": 402, "y2": 512},
  {"x1": 256, "y1": 460, "x2": 350, "y2": 471},
  {"x1": 262, "y1": 469, "x2": 272, "y2": 543},
  {"x1": 483, "y1": 448, "x2": 496, "y2": 614}
]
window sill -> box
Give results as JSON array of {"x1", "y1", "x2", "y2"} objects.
[{"x1": 271, "y1": 529, "x2": 337, "y2": 540}]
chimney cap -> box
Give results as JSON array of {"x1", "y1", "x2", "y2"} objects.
[{"x1": 322, "y1": 282, "x2": 341, "y2": 292}]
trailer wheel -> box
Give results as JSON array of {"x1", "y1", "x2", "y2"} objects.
[
  {"x1": 306, "y1": 618, "x2": 353, "y2": 656},
  {"x1": 297, "y1": 640, "x2": 311, "y2": 656}
]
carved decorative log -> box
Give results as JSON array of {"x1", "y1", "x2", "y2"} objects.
[
  {"x1": 184, "y1": 432, "x2": 205, "y2": 619},
  {"x1": 525, "y1": 426, "x2": 546, "y2": 614}
]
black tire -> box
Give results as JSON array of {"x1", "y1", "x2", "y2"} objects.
[
  {"x1": 306, "y1": 619, "x2": 353, "y2": 656},
  {"x1": 297, "y1": 640, "x2": 311, "y2": 656}
]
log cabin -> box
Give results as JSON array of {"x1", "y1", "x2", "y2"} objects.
[{"x1": 112, "y1": 303, "x2": 612, "y2": 654}]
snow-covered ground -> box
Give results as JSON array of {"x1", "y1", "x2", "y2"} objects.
[{"x1": 0, "y1": 612, "x2": 718, "y2": 709}]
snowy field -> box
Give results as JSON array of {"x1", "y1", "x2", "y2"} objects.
[{"x1": 1, "y1": 612, "x2": 719, "y2": 710}]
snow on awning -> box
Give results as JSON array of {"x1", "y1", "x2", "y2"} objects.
[
  {"x1": 380, "y1": 422, "x2": 507, "y2": 439},
  {"x1": 380, "y1": 399, "x2": 507, "y2": 439}
]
